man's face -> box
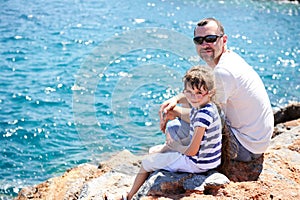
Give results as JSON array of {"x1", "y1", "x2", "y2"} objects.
[{"x1": 194, "y1": 21, "x2": 227, "y2": 67}]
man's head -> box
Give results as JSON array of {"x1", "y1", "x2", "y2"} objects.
[{"x1": 194, "y1": 18, "x2": 227, "y2": 68}]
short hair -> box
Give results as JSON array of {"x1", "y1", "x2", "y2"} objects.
[
  {"x1": 183, "y1": 65, "x2": 215, "y2": 92},
  {"x1": 194, "y1": 17, "x2": 225, "y2": 36}
]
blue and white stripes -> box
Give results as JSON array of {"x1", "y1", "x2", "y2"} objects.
[{"x1": 188, "y1": 103, "x2": 222, "y2": 170}]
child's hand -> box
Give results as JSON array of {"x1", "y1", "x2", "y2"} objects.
[
  {"x1": 159, "y1": 97, "x2": 178, "y2": 116},
  {"x1": 159, "y1": 110, "x2": 177, "y2": 133}
]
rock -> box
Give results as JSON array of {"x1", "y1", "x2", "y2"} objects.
[
  {"x1": 78, "y1": 171, "x2": 133, "y2": 200},
  {"x1": 184, "y1": 170, "x2": 230, "y2": 192},
  {"x1": 273, "y1": 102, "x2": 300, "y2": 137},
  {"x1": 15, "y1": 103, "x2": 300, "y2": 200},
  {"x1": 133, "y1": 170, "x2": 229, "y2": 199},
  {"x1": 220, "y1": 126, "x2": 300, "y2": 200},
  {"x1": 274, "y1": 103, "x2": 300, "y2": 123},
  {"x1": 100, "y1": 149, "x2": 144, "y2": 175},
  {"x1": 134, "y1": 170, "x2": 192, "y2": 199},
  {"x1": 80, "y1": 150, "x2": 144, "y2": 200},
  {"x1": 15, "y1": 163, "x2": 107, "y2": 200},
  {"x1": 225, "y1": 155, "x2": 264, "y2": 182}
]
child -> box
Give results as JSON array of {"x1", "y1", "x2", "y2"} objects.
[{"x1": 127, "y1": 66, "x2": 222, "y2": 199}]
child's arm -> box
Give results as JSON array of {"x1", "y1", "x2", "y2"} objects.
[
  {"x1": 166, "y1": 126, "x2": 205, "y2": 156},
  {"x1": 160, "y1": 105, "x2": 191, "y2": 133}
]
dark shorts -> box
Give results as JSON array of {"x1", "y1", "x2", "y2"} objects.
[{"x1": 227, "y1": 126, "x2": 262, "y2": 162}]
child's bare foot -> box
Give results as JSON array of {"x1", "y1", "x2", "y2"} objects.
[
  {"x1": 126, "y1": 193, "x2": 132, "y2": 200},
  {"x1": 103, "y1": 193, "x2": 108, "y2": 200}
]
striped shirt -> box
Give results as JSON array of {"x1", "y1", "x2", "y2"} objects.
[{"x1": 188, "y1": 102, "x2": 222, "y2": 170}]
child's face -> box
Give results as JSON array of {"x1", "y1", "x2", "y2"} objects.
[{"x1": 183, "y1": 84, "x2": 210, "y2": 108}]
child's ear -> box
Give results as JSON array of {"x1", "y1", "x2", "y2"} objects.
[{"x1": 208, "y1": 89, "x2": 216, "y2": 97}]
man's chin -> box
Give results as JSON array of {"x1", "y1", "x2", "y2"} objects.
[
  {"x1": 200, "y1": 52, "x2": 213, "y2": 59},
  {"x1": 201, "y1": 56, "x2": 213, "y2": 64}
]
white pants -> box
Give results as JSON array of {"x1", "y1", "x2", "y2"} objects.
[{"x1": 142, "y1": 151, "x2": 207, "y2": 173}]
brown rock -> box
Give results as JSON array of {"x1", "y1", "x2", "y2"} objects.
[
  {"x1": 16, "y1": 163, "x2": 109, "y2": 200},
  {"x1": 274, "y1": 102, "x2": 300, "y2": 125},
  {"x1": 15, "y1": 103, "x2": 300, "y2": 200}
]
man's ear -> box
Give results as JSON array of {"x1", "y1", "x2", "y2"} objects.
[{"x1": 222, "y1": 34, "x2": 228, "y2": 45}]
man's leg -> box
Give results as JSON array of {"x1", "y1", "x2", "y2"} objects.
[{"x1": 228, "y1": 126, "x2": 262, "y2": 162}]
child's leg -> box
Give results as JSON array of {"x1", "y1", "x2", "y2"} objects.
[
  {"x1": 127, "y1": 152, "x2": 183, "y2": 199},
  {"x1": 149, "y1": 119, "x2": 190, "y2": 153},
  {"x1": 148, "y1": 143, "x2": 171, "y2": 154},
  {"x1": 127, "y1": 166, "x2": 149, "y2": 200}
]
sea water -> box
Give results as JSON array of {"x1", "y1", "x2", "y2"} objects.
[{"x1": 0, "y1": 0, "x2": 299, "y2": 198}]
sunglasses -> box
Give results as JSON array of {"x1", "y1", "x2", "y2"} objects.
[
  {"x1": 183, "y1": 89, "x2": 208, "y2": 99},
  {"x1": 193, "y1": 35, "x2": 223, "y2": 45}
]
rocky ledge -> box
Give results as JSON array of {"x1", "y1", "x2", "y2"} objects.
[{"x1": 16, "y1": 103, "x2": 300, "y2": 200}]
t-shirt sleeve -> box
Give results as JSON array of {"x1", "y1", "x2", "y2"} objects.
[{"x1": 193, "y1": 109, "x2": 213, "y2": 129}]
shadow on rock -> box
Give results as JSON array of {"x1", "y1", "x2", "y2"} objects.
[
  {"x1": 133, "y1": 170, "x2": 230, "y2": 199},
  {"x1": 225, "y1": 155, "x2": 264, "y2": 182}
]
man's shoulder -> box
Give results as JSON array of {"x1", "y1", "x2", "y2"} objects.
[
  {"x1": 218, "y1": 50, "x2": 247, "y2": 68},
  {"x1": 216, "y1": 51, "x2": 254, "y2": 77}
]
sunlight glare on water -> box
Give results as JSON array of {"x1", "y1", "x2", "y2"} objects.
[{"x1": 0, "y1": 0, "x2": 299, "y2": 198}]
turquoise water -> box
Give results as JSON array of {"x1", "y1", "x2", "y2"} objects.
[{"x1": 0, "y1": 0, "x2": 299, "y2": 198}]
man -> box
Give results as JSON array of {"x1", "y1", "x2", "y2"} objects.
[{"x1": 159, "y1": 18, "x2": 274, "y2": 162}]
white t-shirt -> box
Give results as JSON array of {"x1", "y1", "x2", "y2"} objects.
[{"x1": 214, "y1": 50, "x2": 274, "y2": 154}]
